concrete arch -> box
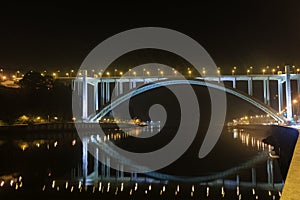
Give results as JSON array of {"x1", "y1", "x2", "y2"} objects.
[{"x1": 89, "y1": 79, "x2": 285, "y2": 124}]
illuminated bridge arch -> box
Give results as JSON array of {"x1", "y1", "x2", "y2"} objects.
[{"x1": 89, "y1": 80, "x2": 286, "y2": 124}]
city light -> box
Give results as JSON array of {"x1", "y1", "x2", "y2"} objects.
[
  {"x1": 293, "y1": 99, "x2": 298, "y2": 104},
  {"x1": 160, "y1": 70, "x2": 164, "y2": 76},
  {"x1": 202, "y1": 68, "x2": 206, "y2": 76}
]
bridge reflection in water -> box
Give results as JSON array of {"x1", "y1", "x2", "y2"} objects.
[
  {"x1": 0, "y1": 123, "x2": 296, "y2": 199},
  {"x1": 73, "y1": 124, "x2": 285, "y2": 199}
]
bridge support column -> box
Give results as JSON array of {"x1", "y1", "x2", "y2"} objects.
[
  {"x1": 236, "y1": 174, "x2": 240, "y2": 186},
  {"x1": 101, "y1": 152, "x2": 106, "y2": 178},
  {"x1": 114, "y1": 80, "x2": 118, "y2": 96},
  {"x1": 129, "y1": 79, "x2": 133, "y2": 90},
  {"x1": 251, "y1": 167, "x2": 256, "y2": 186},
  {"x1": 101, "y1": 80, "x2": 105, "y2": 106},
  {"x1": 82, "y1": 70, "x2": 88, "y2": 121},
  {"x1": 94, "y1": 83, "x2": 99, "y2": 111},
  {"x1": 82, "y1": 137, "x2": 88, "y2": 185},
  {"x1": 94, "y1": 147, "x2": 99, "y2": 179},
  {"x1": 248, "y1": 78, "x2": 253, "y2": 96},
  {"x1": 267, "y1": 158, "x2": 274, "y2": 187},
  {"x1": 106, "y1": 156, "x2": 110, "y2": 178},
  {"x1": 232, "y1": 78, "x2": 236, "y2": 89},
  {"x1": 106, "y1": 82, "x2": 110, "y2": 103},
  {"x1": 119, "y1": 81, "x2": 123, "y2": 95},
  {"x1": 285, "y1": 65, "x2": 293, "y2": 120},
  {"x1": 120, "y1": 164, "x2": 124, "y2": 179},
  {"x1": 278, "y1": 80, "x2": 283, "y2": 112},
  {"x1": 132, "y1": 80, "x2": 137, "y2": 88},
  {"x1": 263, "y1": 79, "x2": 270, "y2": 105}
]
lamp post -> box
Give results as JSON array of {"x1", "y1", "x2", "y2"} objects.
[
  {"x1": 272, "y1": 69, "x2": 276, "y2": 75},
  {"x1": 232, "y1": 69, "x2": 235, "y2": 75}
]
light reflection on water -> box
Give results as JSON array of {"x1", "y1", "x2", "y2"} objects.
[{"x1": 0, "y1": 125, "x2": 285, "y2": 199}]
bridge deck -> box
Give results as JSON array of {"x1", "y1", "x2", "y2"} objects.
[{"x1": 281, "y1": 129, "x2": 300, "y2": 199}]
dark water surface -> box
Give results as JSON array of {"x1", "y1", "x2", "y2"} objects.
[{"x1": 0, "y1": 124, "x2": 297, "y2": 199}]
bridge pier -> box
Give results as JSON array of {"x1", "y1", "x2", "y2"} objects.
[
  {"x1": 106, "y1": 156, "x2": 111, "y2": 178},
  {"x1": 101, "y1": 151, "x2": 106, "y2": 178},
  {"x1": 251, "y1": 167, "x2": 256, "y2": 186},
  {"x1": 94, "y1": 83, "x2": 99, "y2": 111},
  {"x1": 114, "y1": 80, "x2": 119, "y2": 96},
  {"x1": 232, "y1": 78, "x2": 236, "y2": 89},
  {"x1": 105, "y1": 82, "x2": 110, "y2": 103},
  {"x1": 263, "y1": 79, "x2": 270, "y2": 105},
  {"x1": 278, "y1": 80, "x2": 283, "y2": 112},
  {"x1": 82, "y1": 70, "x2": 88, "y2": 121},
  {"x1": 94, "y1": 147, "x2": 99, "y2": 178},
  {"x1": 248, "y1": 78, "x2": 253, "y2": 96},
  {"x1": 82, "y1": 137, "x2": 88, "y2": 185},
  {"x1": 267, "y1": 158, "x2": 274, "y2": 187},
  {"x1": 285, "y1": 65, "x2": 293, "y2": 120},
  {"x1": 119, "y1": 81, "x2": 123, "y2": 95},
  {"x1": 101, "y1": 80, "x2": 105, "y2": 107}
]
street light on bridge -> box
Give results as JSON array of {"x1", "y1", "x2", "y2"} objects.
[
  {"x1": 217, "y1": 67, "x2": 221, "y2": 75},
  {"x1": 232, "y1": 66, "x2": 237, "y2": 75},
  {"x1": 272, "y1": 69, "x2": 276, "y2": 74},
  {"x1": 247, "y1": 69, "x2": 250, "y2": 75},
  {"x1": 143, "y1": 68, "x2": 146, "y2": 76},
  {"x1": 292, "y1": 65, "x2": 296, "y2": 73},
  {"x1": 202, "y1": 67, "x2": 206, "y2": 76},
  {"x1": 262, "y1": 69, "x2": 266, "y2": 75},
  {"x1": 174, "y1": 70, "x2": 177, "y2": 76},
  {"x1": 160, "y1": 70, "x2": 164, "y2": 77}
]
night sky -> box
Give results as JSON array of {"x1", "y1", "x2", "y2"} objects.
[{"x1": 1, "y1": 1, "x2": 300, "y2": 73}]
